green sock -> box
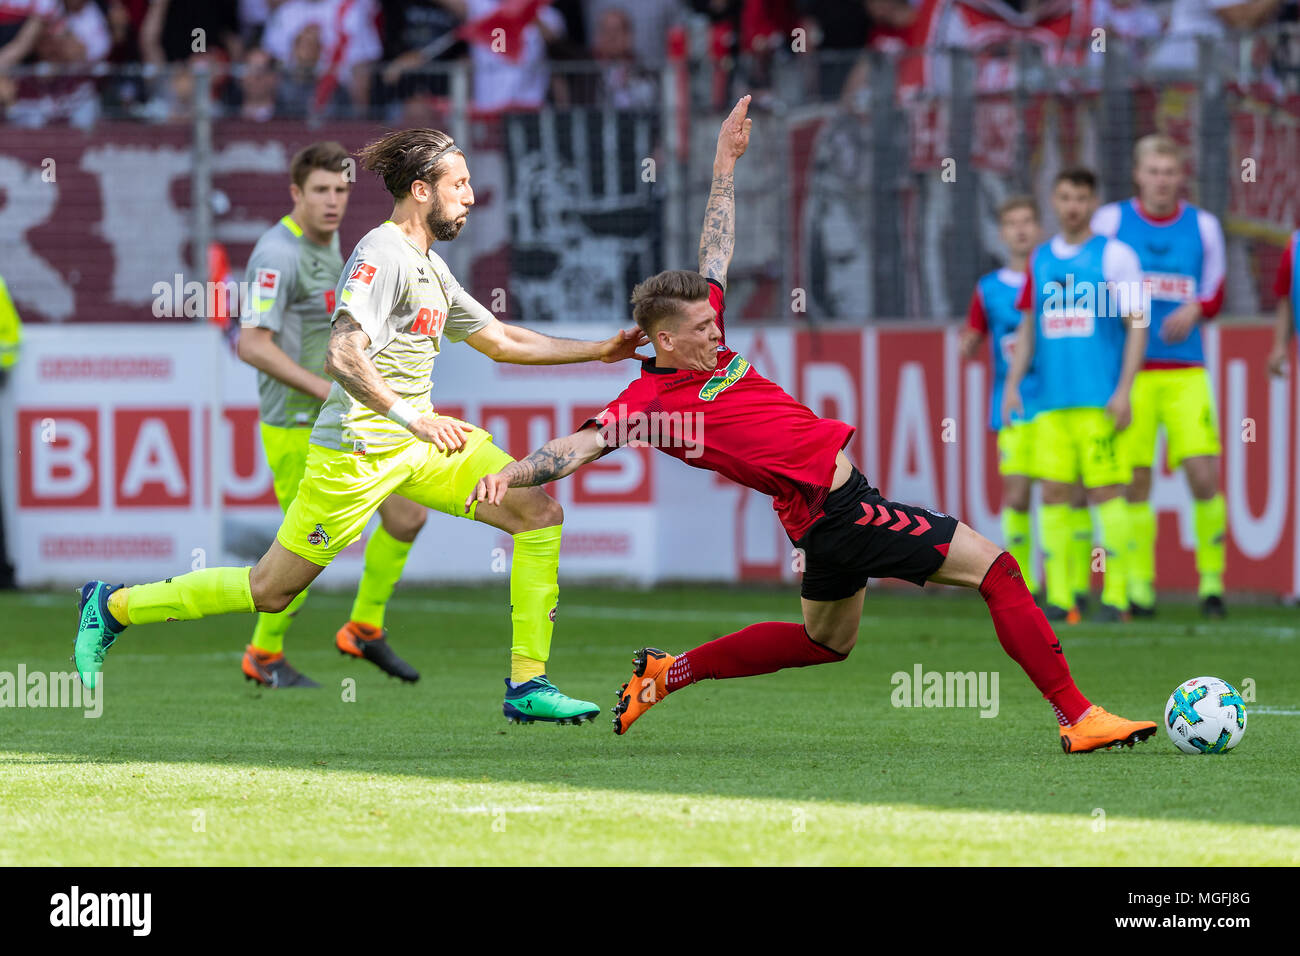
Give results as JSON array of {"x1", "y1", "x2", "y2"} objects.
[
  {"x1": 1128, "y1": 500, "x2": 1156, "y2": 607},
  {"x1": 250, "y1": 587, "x2": 309, "y2": 654},
  {"x1": 1095, "y1": 497, "x2": 1131, "y2": 611},
  {"x1": 1001, "y1": 507, "x2": 1038, "y2": 593},
  {"x1": 1070, "y1": 506, "x2": 1093, "y2": 599},
  {"x1": 510, "y1": 525, "x2": 561, "y2": 673},
  {"x1": 1038, "y1": 503, "x2": 1072, "y2": 611},
  {"x1": 350, "y1": 525, "x2": 415, "y2": 628},
  {"x1": 1193, "y1": 494, "x2": 1226, "y2": 597},
  {"x1": 124, "y1": 567, "x2": 255, "y2": 624}
]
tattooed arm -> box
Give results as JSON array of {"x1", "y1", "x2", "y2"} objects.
[
  {"x1": 325, "y1": 313, "x2": 473, "y2": 453},
  {"x1": 323, "y1": 314, "x2": 398, "y2": 414},
  {"x1": 698, "y1": 94, "x2": 752, "y2": 289},
  {"x1": 465, "y1": 428, "x2": 606, "y2": 510}
]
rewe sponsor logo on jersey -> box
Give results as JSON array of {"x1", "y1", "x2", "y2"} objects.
[
  {"x1": 595, "y1": 407, "x2": 705, "y2": 459},
  {"x1": 1041, "y1": 273, "x2": 1149, "y2": 328},
  {"x1": 698, "y1": 353, "x2": 750, "y2": 401},
  {"x1": 0, "y1": 667, "x2": 103, "y2": 717},
  {"x1": 49, "y1": 886, "x2": 151, "y2": 936},
  {"x1": 1143, "y1": 272, "x2": 1197, "y2": 302}
]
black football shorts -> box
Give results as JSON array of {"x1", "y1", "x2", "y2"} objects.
[{"x1": 795, "y1": 468, "x2": 960, "y2": 602}]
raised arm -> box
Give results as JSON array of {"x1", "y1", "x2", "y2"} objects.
[
  {"x1": 698, "y1": 94, "x2": 752, "y2": 288},
  {"x1": 464, "y1": 428, "x2": 607, "y2": 511}
]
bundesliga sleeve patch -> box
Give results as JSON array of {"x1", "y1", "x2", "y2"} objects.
[
  {"x1": 350, "y1": 262, "x2": 377, "y2": 285},
  {"x1": 256, "y1": 268, "x2": 280, "y2": 297}
]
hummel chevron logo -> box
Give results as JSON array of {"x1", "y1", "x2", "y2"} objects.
[{"x1": 855, "y1": 503, "x2": 931, "y2": 535}]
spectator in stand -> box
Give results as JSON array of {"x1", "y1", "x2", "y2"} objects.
[
  {"x1": 799, "y1": 0, "x2": 868, "y2": 100},
  {"x1": 104, "y1": 0, "x2": 148, "y2": 63},
  {"x1": 377, "y1": 0, "x2": 463, "y2": 108},
  {"x1": 588, "y1": 6, "x2": 657, "y2": 108},
  {"x1": 141, "y1": 0, "x2": 242, "y2": 64},
  {"x1": 58, "y1": 0, "x2": 111, "y2": 63},
  {"x1": 275, "y1": 19, "x2": 350, "y2": 117},
  {"x1": 431, "y1": 0, "x2": 565, "y2": 112},
  {"x1": 4, "y1": 14, "x2": 99, "y2": 125},
  {"x1": 0, "y1": 0, "x2": 56, "y2": 72},
  {"x1": 1149, "y1": 0, "x2": 1287, "y2": 72},
  {"x1": 585, "y1": 0, "x2": 684, "y2": 70},
  {"x1": 237, "y1": 44, "x2": 280, "y2": 119},
  {"x1": 1093, "y1": 0, "x2": 1166, "y2": 42},
  {"x1": 262, "y1": 0, "x2": 382, "y2": 115}
]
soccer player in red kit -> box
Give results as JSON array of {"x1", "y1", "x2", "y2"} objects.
[{"x1": 468, "y1": 96, "x2": 1158, "y2": 753}]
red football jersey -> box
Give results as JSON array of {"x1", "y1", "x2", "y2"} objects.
[{"x1": 587, "y1": 280, "x2": 855, "y2": 540}]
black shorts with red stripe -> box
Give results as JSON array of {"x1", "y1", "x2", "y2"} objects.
[{"x1": 795, "y1": 468, "x2": 960, "y2": 602}]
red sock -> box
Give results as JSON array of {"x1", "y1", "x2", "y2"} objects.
[
  {"x1": 980, "y1": 551, "x2": 1091, "y2": 726},
  {"x1": 665, "y1": 621, "x2": 846, "y2": 692}
]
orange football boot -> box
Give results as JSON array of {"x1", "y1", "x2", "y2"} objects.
[
  {"x1": 612, "y1": 647, "x2": 675, "y2": 736},
  {"x1": 241, "y1": 645, "x2": 319, "y2": 688},
  {"x1": 1059, "y1": 705, "x2": 1157, "y2": 753}
]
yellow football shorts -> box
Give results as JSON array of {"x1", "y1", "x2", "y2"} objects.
[
  {"x1": 1117, "y1": 366, "x2": 1221, "y2": 470},
  {"x1": 1031, "y1": 407, "x2": 1131, "y2": 489},
  {"x1": 997, "y1": 419, "x2": 1037, "y2": 478},
  {"x1": 259, "y1": 421, "x2": 312, "y2": 511},
  {"x1": 276, "y1": 419, "x2": 515, "y2": 566}
]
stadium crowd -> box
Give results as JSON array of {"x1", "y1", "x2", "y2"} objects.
[{"x1": 0, "y1": 0, "x2": 1295, "y2": 125}]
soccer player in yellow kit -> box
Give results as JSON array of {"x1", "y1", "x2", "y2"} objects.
[
  {"x1": 238, "y1": 141, "x2": 424, "y2": 688},
  {"x1": 74, "y1": 129, "x2": 650, "y2": 723}
]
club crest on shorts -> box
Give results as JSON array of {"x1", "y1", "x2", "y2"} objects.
[
  {"x1": 308, "y1": 524, "x2": 331, "y2": 546},
  {"x1": 548, "y1": 604, "x2": 558, "y2": 623}
]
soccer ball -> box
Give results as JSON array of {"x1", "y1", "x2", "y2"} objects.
[{"x1": 1164, "y1": 677, "x2": 1247, "y2": 754}]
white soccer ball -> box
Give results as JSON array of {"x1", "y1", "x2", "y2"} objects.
[{"x1": 1164, "y1": 676, "x2": 1247, "y2": 754}]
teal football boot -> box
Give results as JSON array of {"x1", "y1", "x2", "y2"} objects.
[
  {"x1": 73, "y1": 581, "x2": 126, "y2": 689},
  {"x1": 502, "y1": 676, "x2": 599, "y2": 725}
]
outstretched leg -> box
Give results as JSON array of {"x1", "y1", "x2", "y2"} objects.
[{"x1": 930, "y1": 522, "x2": 1156, "y2": 752}]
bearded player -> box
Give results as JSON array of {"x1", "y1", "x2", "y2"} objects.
[
  {"x1": 238, "y1": 140, "x2": 423, "y2": 688},
  {"x1": 74, "y1": 128, "x2": 649, "y2": 724},
  {"x1": 469, "y1": 96, "x2": 1158, "y2": 753},
  {"x1": 1090, "y1": 135, "x2": 1228, "y2": 618}
]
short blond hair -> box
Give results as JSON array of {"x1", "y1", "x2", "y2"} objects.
[{"x1": 1133, "y1": 134, "x2": 1181, "y2": 166}]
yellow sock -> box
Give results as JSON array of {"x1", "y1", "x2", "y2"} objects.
[
  {"x1": 1069, "y1": 506, "x2": 1093, "y2": 599},
  {"x1": 1127, "y1": 500, "x2": 1156, "y2": 607},
  {"x1": 1001, "y1": 507, "x2": 1038, "y2": 593},
  {"x1": 350, "y1": 524, "x2": 415, "y2": 628},
  {"x1": 250, "y1": 587, "x2": 309, "y2": 655},
  {"x1": 1095, "y1": 497, "x2": 1130, "y2": 611},
  {"x1": 121, "y1": 567, "x2": 255, "y2": 625},
  {"x1": 510, "y1": 652, "x2": 546, "y2": 683},
  {"x1": 1193, "y1": 494, "x2": 1226, "y2": 597},
  {"x1": 509, "y1": 525, "x2": 561, "y2": 680},
  {"x1": 1038, "y1": 503, "x2": 1072, "y2": 611}
]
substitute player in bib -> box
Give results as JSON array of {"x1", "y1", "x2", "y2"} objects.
[
  {"x1": 1003, "y1": 167, "x2": 1149, "y2": 623},
  {"x1": 961, "y1": 197, "x2": 1042, "y2": 599},
  {"x1": 1091, "y1": 135, "x2": 1227, "y2": 618},
  {"x1": 1268, "y1": 226, "x2": 1299, "y2": 377},
  {"x1": 74, "y1": 129, "x2": 651, "y2": 724},
  {"x1": 469, "y1": 98, "x2": 1157, "y2": 753},
  {"x1": 238, "y1": 141, "x2": 422, "y2": 688}
]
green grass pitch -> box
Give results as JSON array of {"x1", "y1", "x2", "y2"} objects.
[{"x1": 2, "y1": 585, "x2": 1296, "y2": 866}]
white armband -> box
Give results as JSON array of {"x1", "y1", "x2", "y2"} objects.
[{"x1": 385, "y1": 398, "x2": 420, "y2": 430}]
